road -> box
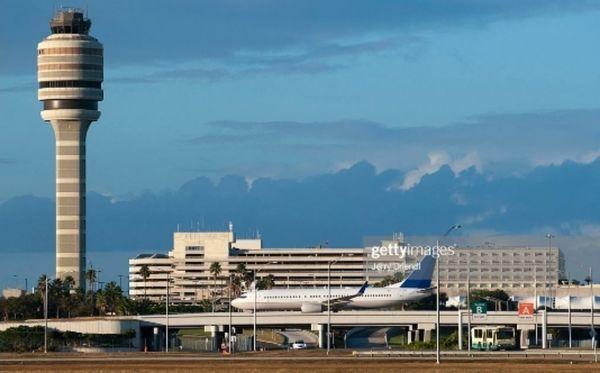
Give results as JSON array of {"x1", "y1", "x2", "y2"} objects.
[
  {"x1": 346, "y1": 327, "x2": 392, "y2": 348},
  {"x1": 278, "y1": 329, "x2": 319, "y2": 347}
]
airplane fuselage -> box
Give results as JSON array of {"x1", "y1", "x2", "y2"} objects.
[{"x1": 231, "y1": 287, "x2": 431, "y2": 312}]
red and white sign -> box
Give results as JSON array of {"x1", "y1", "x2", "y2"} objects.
[{"x1": 518, "y1": 302, "x2": 535, "y2": 320}]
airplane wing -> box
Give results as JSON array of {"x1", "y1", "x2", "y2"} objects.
[{"x1": 322, "y1": 281, "x2": 368, "y2": 309}]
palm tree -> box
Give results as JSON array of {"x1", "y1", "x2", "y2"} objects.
[
  {"x1": 103, "y1": 281, "x2": 123, "y2": 315},
  {"x1": 95, "y1": 291, "x2": 108, "y2": 315},
  {"x1": 61, "y1": 276, "x2": 76, "y2": 318},
  {"x1": 230, "y1": 275, "x2": 242, "y2": 297},
  {"x1": 63, "y1": 276, "x2": 76, "y2": 292},
  {"x1": 37, "y1": 275, "x2": 48, "y2": 317},
  {"x1": 209, "y1": 262, "x2": 222, "y2": 311},
  {"x1": 139, "y1": 264, "x2": 151, "y2": 299},
  {"x1": 49, "y1": 278, "x2": 65, "y2": 318},
  {"x1": 235, "y1": 263, "x2": 247, "y2": 276},
  {"x1": 234, "y1": 263, "x2": 254, "y2": 290},
  {"x1": 264, "y1": 274, "x2": 275, "y2": 289},
  {"x1": 85, "y1": 268, "x2": 97, "y2": 292}
]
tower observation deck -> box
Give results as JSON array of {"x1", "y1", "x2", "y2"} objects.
[{"x1": 37, "y1": 8, "x2": 103, "y2": 288}]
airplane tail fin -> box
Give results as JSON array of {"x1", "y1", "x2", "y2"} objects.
[
  {"x1": 357, "y1": 281, "x2": 369, "y2": 295},
  {"x1": 386, "y1": 255, "x2": 436, "y2": 289}
]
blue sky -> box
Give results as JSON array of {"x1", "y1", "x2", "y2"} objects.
[
  {"x1": 2, "y1": 1, "x2": 600, "y2": 286},
  {"x1": 1, "y1": 0, "x2": 600, "y2": 200}
]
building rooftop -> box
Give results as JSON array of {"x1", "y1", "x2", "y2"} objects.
[{"x1": 133, "y1": 253, "x2": 170, "y2": 259}]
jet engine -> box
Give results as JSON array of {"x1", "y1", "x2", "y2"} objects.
[{"x1": 301, "y1": 303, "x2": 323, "y2": 313}]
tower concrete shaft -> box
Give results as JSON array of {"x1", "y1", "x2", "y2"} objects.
[
  {"x1": 38, "y1": 9, "x2": 103, "y2": 288},
  {"x1": 52, "y1": 119, "x2": 90, "y2": 287}
]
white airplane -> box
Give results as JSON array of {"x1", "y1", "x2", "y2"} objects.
[{"x1": 231, "y1": 255, "x2": 436, "y2": 312}]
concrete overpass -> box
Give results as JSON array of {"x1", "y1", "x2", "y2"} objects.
[
  {"x1": 138, "y1": 310, "x2": 597, "y2": 348},
  {"x1": 2, "y1": 310, "x2": 597, "y2": 350}
]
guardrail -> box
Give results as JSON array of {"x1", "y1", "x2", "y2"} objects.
[{"x1": 352, "y1": 349, "x2": 600, "y2": 361}]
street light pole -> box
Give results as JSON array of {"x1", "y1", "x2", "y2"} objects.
[
  {"x1": 567, "y1": 271, "x2": 572, "y2": 349},
  {"x1": 44, "y1": 275, "x2": 48, "y2": 354},
  {"x1": 327, "y1": 260, "x2": 338, "y2": 355},
  {"x1": 253, "y1": 268, "x2": 262, "y2": 352},
  {"x1": 590, "y1": 267, "x2": 595, "y2": 351},
  {"x1": 467, "y1": 258, "x2": 471, "y2": 354},
  {"x1": 534, "y1": 263, "x2": 538, "y2": 346},
  {"x1": 436, "y1": 239, "x2": 441, "y2": 364},
  {"x1": 165, "y1": 272, "x2": 169, "y2": 352},
  {"x1": 437, "y1": 224, "x2": 462, "y2": 364},
  {"x1": 543, "y1": 234, "x2": 554, "y2": 349},
  {"x1": 229, "y1": 274, "x2": 233, "y2": 355}
]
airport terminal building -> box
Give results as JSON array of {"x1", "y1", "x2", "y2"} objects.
[
  {"x1": 129, "y1": 227, "x2": 566, "y2": 302},
  {"x1": 129, "y1": 226, "x2": 366, "y2": 302}
]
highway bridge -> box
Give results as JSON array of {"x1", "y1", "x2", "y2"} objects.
[{"x1": 2, "y1": 310, "x2": 597, "y2": 350}]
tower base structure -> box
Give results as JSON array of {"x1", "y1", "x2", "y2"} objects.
[{"x1": 42, "y1": 109, "x2": 100, "y2": 288}]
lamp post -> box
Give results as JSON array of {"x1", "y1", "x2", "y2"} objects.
[
  {"x1": 543, "y1": 234, "x2": 554, "y2": 349},
  {"x1": 467, "y1": 259, "x2": 471, "y2": 354},
  {"x1": 165, "y1": 272, "x2": 170, "y2": 352},
  {"x1": 44, "y1": 275, "x2": 49, "y2": 354},
  {"x1": 327, "y1": 260, "x2": 338, "y2": 355},
  {"x1": 534, "y1": 262, "x2": 538, "y2": 346},
  {"x1": 253, "y1": 267, "x2": 263, "y2": 352},
  {"x1": 568, "y1": 272, "x2": 572, "y2": 348},
  {"x1": 437, "y1": 224, "x2": 462, "y2": 364},
  {"x1": 228, "y1": 273, "x2": 234, "y2": 355},
  {"x1": 590, "y1": 267, "x2": 595, "y2": 352}
]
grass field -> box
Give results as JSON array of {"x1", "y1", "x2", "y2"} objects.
[
  {"x1": 1, "y1": 351, "x2": 599, "y2": 372},
  {"x1": 0, "y1": 358, "x2": 597, "y2": 373}
]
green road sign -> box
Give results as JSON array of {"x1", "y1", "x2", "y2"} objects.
[{"x1": 471, "y1": 301, "x2": 487, "y2": 319}]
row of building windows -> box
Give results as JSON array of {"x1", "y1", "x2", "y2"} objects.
[
  {"x1": 38, "y1": 47, "x2": 102, "y2": 56},
  {"x1": 39, "y1": 80, "x2": 101, "y2": 89},
  {"x1": 38, "y1": 63, "x2": 102, "y2": 71}
]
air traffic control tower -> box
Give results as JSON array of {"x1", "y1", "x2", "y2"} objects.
[{"x1": 37, "y1": 9, "x2": 104, "y2": 287}]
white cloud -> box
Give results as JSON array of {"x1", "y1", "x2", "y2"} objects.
[
  {"x1": 397, "y1": 151, "x2": 482, "y2": 190},
  {"x1": 399, "y1": 151, "x2": 451, "y2": 190}
]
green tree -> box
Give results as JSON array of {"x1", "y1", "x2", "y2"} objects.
[
  {"x1": 86, "y1": 268, "x2": 97, "y2": 292},
  {"x1": 209, "y1": 262, "x2": 222, "y2": 288},
  {"x1": 374, "y1": 272, "x2": 404, "y2": 287},
  {"x1": 49, "y1": 278, "x2": 64, "y2": 318},
  {"x1": 103, "y1": 281, "x2": 123, "y2": 315},
  {"x1": 263, "y1": 274, "x2": 275, "y2": 289},
  {"x1": 470, "y1": 289, "x2": 512, "y2": 311},
  {"x1": 139, "y1": 264, "x2": 151, "y2": 299},
  {"x1": 209, "y1": 262, "x2": 222, "y2": 311}
]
